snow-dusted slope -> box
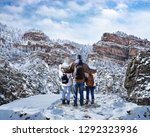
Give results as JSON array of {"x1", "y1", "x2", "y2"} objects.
[
  {"x1": 11, "y1": 54, "x2": 60, "y2": 94},
  {"x1": 0, "y1": 23, "x2": 24, "y2": 59},
  {"x1": 0, "y1": 93, "x2": 149, "y2": 120}
]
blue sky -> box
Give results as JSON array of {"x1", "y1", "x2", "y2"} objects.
[{"x1": 0, "y1": 0, "x2": 150, "y2": 44}]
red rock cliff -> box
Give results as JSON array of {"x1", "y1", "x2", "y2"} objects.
[{"x1": 92, "y1": 32, "x2": 150, "y2": 63}]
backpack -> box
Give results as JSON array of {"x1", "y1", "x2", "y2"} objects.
[
  {"x1": 61, "y1": 74, "x2": 69, "y2": 84},
  {"x1": 85, "y1": 73, "x2": 94, "y2": 87},
  {"x1": 74, "y1": 63, "x2": 85, "y2": 80}
]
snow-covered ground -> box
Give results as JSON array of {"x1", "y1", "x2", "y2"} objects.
[{"x1": 0, "y1": 92, "x2": 149, "y2": 120}]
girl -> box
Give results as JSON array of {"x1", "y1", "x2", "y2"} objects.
[{"x1": 85, "y1": 60, "x2": 97, "y2": 104}]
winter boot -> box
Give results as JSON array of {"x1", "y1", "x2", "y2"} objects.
[
  {"x1": 62, "y1": 99, "x2": 66, "y2": 104},
  {"x1": 91, "y1": 99, "x2": 94, "y2": 104},
  {"x1": 85, "y1": 99, "x2": 89, "y2": 105},
  {"x1": 74, "y1": 103, "x2": 78, "y2": 107}
]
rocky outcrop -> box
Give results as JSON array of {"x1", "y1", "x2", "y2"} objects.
[
  {"x1": 93, "y1": 42, "x2": 129, "y2": 62},
  {"x1": 22, "y1": 31, "x2": 50, "y2": 42},
  {"x1": 124, "y1": 51, "x2": 150, "y2": 105},
  {"x1": 29, "y1": 51, "x2": 70, "y2": 66},
  {"x1": 93, "y1": 32, "x2": 150, "y2": 64},
  {"x1": 14, "y1": 43, "x2": 75, "y2": 66},
  {"x1": 12, "y1": 30, "x2": 51, "y2": 53},
  {"x1": 101, "y1": 32, "x2": 129, "y2": 46},
  {"x1": 0, "y1": 60, "x2": 35, "y2": 105},
  {"x1": 13, "y1": 30, "x2": 81, "y2": 64},
  {"x1": 101, "y1": 32, "x2": 150, "y2": 47}
]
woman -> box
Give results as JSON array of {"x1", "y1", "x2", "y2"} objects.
[{"x1": 59, "y1": 58, "x2": 73, "y2": 105}]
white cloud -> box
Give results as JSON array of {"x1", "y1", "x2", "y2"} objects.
[
  {"x1": 36, "y1": 18, "x2": 93, "y2": 44},
  {"x1": 122, "y1": 11, "x2": 150, "y2": 39},
  {"x1": 35, "y1": 17, "x2": 100, "y2": 44},
  {"x1": 67, "y1": 1, "x2": 92, "y2": 12},
  {"x1": 60, "y1": 21, "x2": 69, "y2": 26},
  {"x1": 101, "y1": 9, "x2": 121, "y2": 19},
  {"x1": 0, "y1": 13, "x2": 14, "y2": 22},
  {"x1": 37, "y1": 18, "x2": 67, "y2": 30},
  {"x1": 36, "y1": 5, "x2": 69, "y2": 19},
  {"x1": 36, "y1": 18, "x2": 73, "y2": 40},
  {"x1": 83, "y1": 7, "x2": 150, "y2": 43},
  {"x1": 20, "y1": 0, "x2": 41, "y2": 5},
  {"x1": 115, "y1": 3, "x2": 128, "y2": 13},
  {"x1": 4, "y1": 5, "x2": 24, "y2": 14},
  {"x1": 87, "y1": 0, "x2": 106, "y2": 5},
  {"x1": 0, "y1": 13, "x2": 30, "y2": 29}
]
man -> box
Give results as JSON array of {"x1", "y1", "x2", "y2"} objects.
[{"x1": 62, "y1": 55, "x2": 96, "y2": 106}]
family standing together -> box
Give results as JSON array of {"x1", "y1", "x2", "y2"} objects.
[{"x1": 59, "y1": 55, "x2": 97, "y2": 106}]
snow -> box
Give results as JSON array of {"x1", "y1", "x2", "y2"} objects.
[
  {"x1": 115, "y1": 31, "x2": 128, "y2": 38},
  {"x1": 145, "y1": 59, "x2": 150, "y2": 65},
  {"x1": 0, "y1": 94, "x2": 61, "y2": 120},
  {"x1": 145, "y1": 83, "x2": 150, "y2": 91},
  {"x1": 0, "y1": 22, "x2": 150, "y2": 120},
  {"x1": 0, "y1": 94, "x2": 60, "y2": 111},
  {"x1": 0, "y1": 93, "x2": 149, "y2": 120}
]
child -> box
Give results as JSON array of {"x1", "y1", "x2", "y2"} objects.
[
  {"x1": 85, "y1": 72, "x2": 96, "y2": 104},
  {"x1": 85, "y1": 59, "x2": 97, "y2": 104}
]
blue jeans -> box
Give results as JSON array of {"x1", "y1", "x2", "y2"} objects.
[
  {"x1": 73, "y1": 82, "x2": 84, "y2": 106},
  {"x1": 61, "y1": 86, "x2": 72, "y2": 101},
  {"x1": 86, "y1": 86, "x2": 95, "y2": 101}
]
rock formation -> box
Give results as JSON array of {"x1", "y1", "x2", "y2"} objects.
[
  {"x1": 23, "y1": 31, "x2": 50, "y2": 42},
  {"x1": 92, "y1": 31, "x2": 150, "y2": 64},
  {"x1": 124, "y1": 51, "x2": 150, "y2": 105},
  {"x1": 0, "y1": 58, "x2": 35, "y2": 105}
]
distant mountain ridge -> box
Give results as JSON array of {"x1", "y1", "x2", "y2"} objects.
[
  {"x1": 0, "y1": 22, "x2": 91, "y2": 62},
  {"x1": 91, "y1": 31, "x2": 150, "y2": 64},
  {"x1": 1, "y1": 22, "x2": 150, "y2": 63}
]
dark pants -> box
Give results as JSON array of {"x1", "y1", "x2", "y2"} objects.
[
  {"x1": 73, "y1": 82, "x2": 84, "y2": 106},
  {"x1": 86, "y1": 86, "x2": 95, "y2": 101}
]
